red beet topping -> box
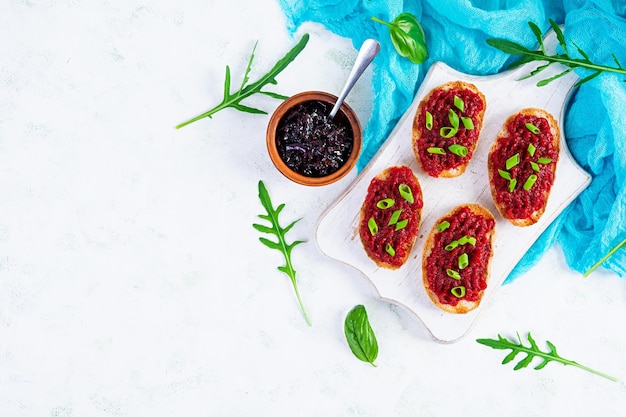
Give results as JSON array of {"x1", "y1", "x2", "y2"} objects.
[
  {"x1": 416, "y1": 87, "x2": 484, "y2": 176},
  {"x1": 490, "y1": 114, "x2": 558, "y2": 220},
  {"x1": 360, "y1": 166, "x2": 423, "y2": 268},
  {"x1": 425, "y1": 207, "x2": 495, "y2": 306}
]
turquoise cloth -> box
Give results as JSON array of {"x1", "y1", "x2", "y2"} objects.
[{"x1": 277, "y1": 0, "x2": 626, "y2": 282}]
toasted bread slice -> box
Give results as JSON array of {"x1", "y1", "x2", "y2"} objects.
[
  {"x1": 359, "y1": 166, "x2": 423, "y2": 269},
  {"x1": 488, "y1": 108, "x2": 560, "y2": 227},
  {"x1": 422, "y1": 204, "x2": 496, "y2": 314},
  {"x1": 412, "y1": 81, "x2": 486, "y2": 178}
]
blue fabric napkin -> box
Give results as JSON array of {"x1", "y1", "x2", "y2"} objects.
[{"x1": 277, "y1": 0, "x2": 626, "y2": 283}]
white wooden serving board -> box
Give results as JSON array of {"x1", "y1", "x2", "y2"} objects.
[{"x1": 315, "y1": 30, "x2": 591, "y2": 343}]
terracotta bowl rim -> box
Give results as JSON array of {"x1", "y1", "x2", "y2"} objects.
[{"x1": 266, "y1": 91, "x2": 362, "y2": 186}]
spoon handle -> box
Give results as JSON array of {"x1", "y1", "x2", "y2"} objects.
[{"x1": 329, "y1": 38, "x2": 380, "y2": 120}]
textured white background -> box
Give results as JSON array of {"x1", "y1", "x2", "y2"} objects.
[{"x1": 1, "y1": 1, "x2": 625, "y2": 416}]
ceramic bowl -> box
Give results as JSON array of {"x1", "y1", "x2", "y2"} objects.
[{"x1": 266, "y1": 91, "x2": 362, "y2": 186}]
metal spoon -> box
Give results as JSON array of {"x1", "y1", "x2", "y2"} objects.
[{"x1": 329, "y1": 38, "x2": 380, "y2": 120}]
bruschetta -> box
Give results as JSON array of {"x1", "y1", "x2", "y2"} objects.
[
  {"x1": 422, "y1": 204, "x2": 496, "y2": 314},
  {"x1": 487, "y1": 108, "x2": 560, "y2": 226},
  {"x1": 412, "y1": 81, "x2": 486, "y2": 178},
  {"x1": 359, "y1": 166, "x2": 423, "y2": 269}
]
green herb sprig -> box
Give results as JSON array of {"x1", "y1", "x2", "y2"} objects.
[
  {"x1": 344, "y1": 305, "x2": 379, "y2": 366},
  {"x1": 253, "y1": 180, "x2": 310, "y2": 326},
  {"x1": 583, "y1": 236, "x2": 626, "y2": 277},
  {"x1": 487, "y1": 19, "x2": 626, "y2": 87},
  {"x1": 176, "y1": 34, "x2": 309, "y2": 129},
  {"x1": 372, "y1": 13, "x2": 428, "y2": 64},
  {"x1": 477, "y1": 332, "x2": 618, "y2": 381}
]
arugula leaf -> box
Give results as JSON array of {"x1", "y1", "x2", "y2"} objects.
[
  {"x1": 486, "y1": 19, "x2": 626, "y2": 87},
  {"x1": 253, "y1": 180, "x2": 310, "y2": 326},
  {"x1": 477, "y1": 332, "x2": 618, "y2": 381},
  {"x1": 344, "y1": 305, "x2": 379, "y2": 366},
  {"x1": 372, "y1": 13, "x2": 428, "y2": 64},
  {"x1": 176, "y1": 34, "x2": 309, "y2": 128},
  {"x1": 583, "y1": 236, "x2": 626, "y2": 277}
]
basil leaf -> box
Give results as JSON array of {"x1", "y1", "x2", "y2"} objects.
[
  {"x1": 344, "y1": 305, "x2": 379, "y2": 366},
  {"x1": 372, "y1": 13, "x2": 428, "y2": 64}
]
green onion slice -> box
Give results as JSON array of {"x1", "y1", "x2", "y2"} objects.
[
  {"x1": 440, "y1": 109, "x2": 460, "y2": 138},
  {"x1": 395, "y1": 219, "x2": 408, "y2": 231},
  {"x1": 508, "y1": 178, "x2": 517, "y2": 192},
  {"x1": 427, "y1": 147, "x2": 446, "y2": 155},
  {"x1": 440, "y1": 126, "x2": 456, "y2": 138},
  {"x1": 388, "y1": 209, "x2": 402, "y2": 226},
  {"x1": 538, "y1": 157, "x2": 552, "y2": 164},
  {"x1": 523, "y1": 174, "x2": 538, "y2": 190},
  {"x1": 461, "y1": 117, "x2": 474, "y2": 130},
  {"x1": 448, "y1": 144, "x2": 468, "y2": 157},
  {"x1": 385, "y1": 243, "x2": 395, "y2": 256},
  {"x1": 527, "y1": 143, "x2": 536, "y2": 157},
  {"x1": 506, "y1": 153, "x2": 520, "y2": 170},
  {"x1": 530, "y1": 161, "x2": 540, "y2": 172},
  {"x1": 398, "y1": 184, "x2": 414, "y2": 203},
  {"x1": 467, "y1": 236, "x2": 477, "y2": 245},
  {"x1": 525, "y1": 122, "x2": 540, "y2": 134},
  {"x1": 498, "y1": 169, "x2": 512, "y2": 180},
  {"x1": 451, "y1": 286, "x2": 466, "y2": 298},
  {"x1": 368, "y1": 218, "x2": 378, "y2": 236},
  {"x1": 445, "y1": 240, "x2": 459, "y2": 251},
  {"x1": 425, "y1": 111, "x2": 433, "y2": 130},
  {"x1": 458, "y1": 253, "x2": 469, "y2": 270},
  {"x1": 437, "y1": 221, "x2": 450, "y2": 232},
  {"x1": 376, "y1": 198, "x2": 395, "y2": 209},
  {"x1": 446, "y1": 269, "x2": 461, "y2": 280},
  {"x1": 454, "y1": 95, "x2": 464, "y2": 112}
]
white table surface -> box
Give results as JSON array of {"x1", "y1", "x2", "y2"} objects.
[{"x1": 2, "y1": 1, "x2": 625, "y2": 416}]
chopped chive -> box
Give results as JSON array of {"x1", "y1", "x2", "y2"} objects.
[
  {"x1": 448, "y1": 144, "x2": 468, "y2": 157},
  {"x1": 427, "y1": 147, "x2": 446, "y2": 155},
  {"x1": 538, "y1": 157, "x2": 552, "y2": 164},
  {"x1": 506, "y1": 153, "x2": 520, "y2": 170},
  {"x1": 454, "y1": 95, "x2": 464, "y2": 112},
  {"x1": 446, "y1": 269, "x2": 461, "y2": 280},
  {"x1": 527, "y1": 143, "x2": 536, "y2": 157},
  {"x1": 368, "y1": 218, "x2": 378, "y2": 236},
  {"x1": 508, "y1": 178, "x2": 517, "y2": 192},
  {"x1": 451, "y1": 286, "x2": 466, "y2": 298},
  {"x1": 395, "y1": 219, "x2": 408, "y2": 231},
  {"x1": 398, "y1": 184, "x2": 414, "y2": 203},
  {"x1": 385, "y1": 243, "x2": 395, "y2": 256},
  {"x1": 425, "y1": 111, "x2": 433, "y2": 130},
  {"x1": 388, "y1": 209, "x2": 402, "y2": 226},
  {"x1": 437, "y1": 221, "x2": 450, "y2": 232},
  {"x1": 461, "y1": 117, "x2": 474, "y2": 130},
  {"x1": 467, "y1": 237, "x2": 476, "y2": 245},
  {"x1": 531, "y1": 161, "x2": 540, "y2": 172},
  {"x1": 376, "y1": 198, "x2": 395, "y2": 209},
  {"x1": 523, "y1": 174, "x2": 537, "y2": 190},
  {"x1": 458, "y1": 236, "x2": 469, "y2": 245},
  {"x1": 525, "y1": 122, "x2": 540, "y2": 134}
]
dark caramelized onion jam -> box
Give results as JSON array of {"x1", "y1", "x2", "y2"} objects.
[{"x1": 275, "y1": 100, "x2": 354, "y2": 177}]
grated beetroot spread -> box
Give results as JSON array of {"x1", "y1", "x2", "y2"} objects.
[
  {"x1": 490, "y1": 114, "x2": 558, "y2": 220},
  {"x1": 275, "y1": 100, "x2": 353, "y2": 178},
  {"x1": 360, "y1": 166, "x2": 423, "y2": 268},
  {"x1": 415, "y1": 87, "x2": 484, "y2": 177},
  {"x1": 424, "y1": 206, "x2": 495, "y2": 306}
]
